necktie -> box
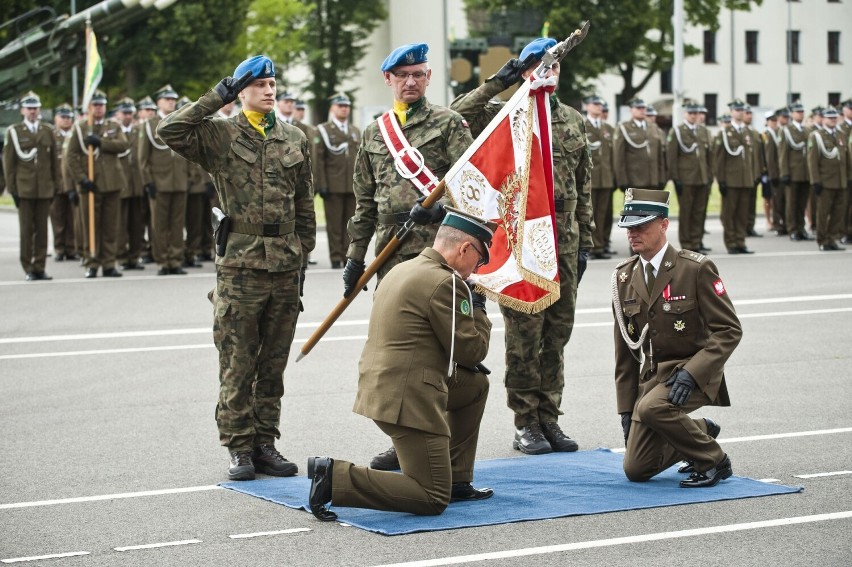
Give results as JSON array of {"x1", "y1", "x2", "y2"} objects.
[{"x1": 645, "y1": 263, "x2": 655, "y2": 294}]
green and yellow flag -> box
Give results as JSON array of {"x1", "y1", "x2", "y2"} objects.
[{"x1": 81, "y1": 27, "x2": 103, "y2": 109}]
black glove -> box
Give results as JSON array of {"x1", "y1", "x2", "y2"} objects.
[
  {"x1": 666, "y1": 368, "x2": 697, "y2": 407},
  {"x1": 781, "y1": 174, "x2": 791, "y2": 186},
  {"x1": 11, "y1": 193, "x2": 20, "y2": 208},
  {"x1": 409, "y1": 195, "x2": 446, "y2": 225},
  {"x1": 145, "y1": 183, "x2": 157, "y2": 199},
  {"x1": 204, "y1": 181, "x2": 216, "y2": 200},
  {"x1": 673, "y1": 181, "x2": 683, "y2": 197},
  {"x1": 494, "y1": 57, "x2": 526, "y2": 89},
  {"x1": 620, "y1": 412, "x2": 632, "y2": 442},
  {"x1": 342, "y1": 258, "x2": 367, "y2": 298},
  {"x1": 85, "y1": 134, "x2": 100, "y2": 148},
  {"x1": 577, "y1": 249, "x2": 589, "y2": 284},
  {"x1": 68, "y1": 190, "x2": 79, "y2": 206},
  {"x1": 317, "y1": 187, "x2": 329, "y2": 199},
  {"x1": 813, "y1": 183, "x2": 823, "y2": 196},
  {"x1": 299, "y1": 266, "x2": 306, "y2": 298},
  {"x1": 214, "y1": 70, "x2": 254, "y2": 106},
  {"x1": 718, "y1": 182, "x2": 727, "y2": 197},
  {"x1": 79, "y1": 178, "x2": 96, "y2": 193},
  {"x1": 466, "y1": 280, "x2": 486, "y2": 311}
]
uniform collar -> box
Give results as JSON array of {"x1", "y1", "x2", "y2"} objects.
[{"x1": 640, "y1": 241, "x2": 669, "y2": 279}]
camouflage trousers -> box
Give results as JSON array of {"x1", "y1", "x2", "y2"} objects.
[
  {"x1": 501, "y1": 218, "x2": 580, "y2": 428},
  {"x1": 212, "y1": 265, "x2": 301, "y2": 451}
]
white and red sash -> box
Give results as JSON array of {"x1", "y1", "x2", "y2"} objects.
[{"x1": 377, "y1": 111, "x2": 440, "y2": 197}]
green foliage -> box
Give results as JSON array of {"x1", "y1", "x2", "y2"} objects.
[
  {"x1": 464, "y1": 0, "x2": 762, "y2": 104},
  {"x1": 244, "y1": 0, "x2": 313, "y2": 73}
]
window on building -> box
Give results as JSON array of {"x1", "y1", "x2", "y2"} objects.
[
  {"x1": 787, "y1": 30, "x2": 801, "y2": 63},
  {"x1": 829, "y1": 93, "x2": 841, "y2": 106},
  {"x1": 704, "y1": 31, "x2": 716, "y2": 63},
  {"x1": 660, "y1": 68, "x2": 672, "y2": 94},
  {"x1": 746, "y1": 31, "x2": 759, "y2": 63},
  {"x1": 704, "y1": 94, "x2": 718, "y2": 126},
  {"x1": 828, "y1": 32, "x2": 841, "y2": 63},
  {"x1": 746, "y1": 94, "x2": 760, "y2": 107}
]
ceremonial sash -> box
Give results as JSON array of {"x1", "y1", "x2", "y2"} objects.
[
  {"x1": 145, "y1": 119, "x2": 171, "y2": 151},
  {"x1": 377, "y1": 111, "x2": 440, "y2": 197},
  {"x1": 74, "y1": 122, "x2": 100, "y2": 158},
  {"x1": 783, "y1": 125, "x2": 806, "y2": 152},
  {"x1": 6, "y1": 126, "x2": 38, "y2": 162},
  {"x1": 673, "y1": 125, "x2": 699, "y2": 154},
  {"x1": 618, "y1": 122, "x2": 650, "y2": 153},
  {"x1": 317, "y1": 124, "x2": 348, "y2": 155},
  {"x1": 812, "y1": 131, "x2": 839, "y2": 160}
]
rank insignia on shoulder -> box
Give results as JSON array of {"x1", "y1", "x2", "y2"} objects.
[
  {"x1": 460, "y1": 299, "x2": 471, "y2": 316},
  {"x1": 674, "y1": 320, "x2": 685, "y2": 332}
]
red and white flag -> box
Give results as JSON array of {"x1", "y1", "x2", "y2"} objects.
[{"x1": 444, "y1": 73, "x2": 560, "y2": 313}]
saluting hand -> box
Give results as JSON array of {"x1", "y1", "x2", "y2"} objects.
[{"x1": 214, "y1": 70, "x2": 254, "y2": 106}]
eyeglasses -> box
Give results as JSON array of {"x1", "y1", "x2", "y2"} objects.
[
  {"x1": 389, "y1": 70, "x2": 428, "y2": 81},
  {"x1": 468, "y1": 241, "x2": 487, "y2": 268}
]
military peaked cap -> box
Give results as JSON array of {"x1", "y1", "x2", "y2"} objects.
[
  {"x1": 618, "y1": 189, "x2": 670, "y2": 228},
  {"x1": 628, "y1": 98, "x2": 646, "y2": 108},
  {"x1": 276, "y1": 91, "x2": 295, "y2": 101},
  {"x1": 381, "y1": 43, "x2": 428, "y2": 72},
  {"x1": 21, "y1": 91, "x2": 41, "y2": 108},
  {"x1": 822, "y1": 106, "x2": 838, "y2": 118},
  {"x1": 645, "y1": 105, "x2": 658, "y2": 116},
  {"x1": 294, "y1": 99, "x2": 306, "y2": 109},
  {"x1": 728, "y1": 98, "x2": 746, "y2": 110},
  {"x1": 788, "y1": 101, "x2": 805, "y2": 112},
  {"x1": 55, "y1": 103, "x2": 74, "y2": 117},
  {"x1": 91, "y1": 90, "x2": 108, "y2": 104},
  {"x1": 155, "y1": 84, "x2": 178, "y2": 100},
  {"x1": 328, "y1": 92, "x2": 351, "y2": 106},
  {"x1": 114, "y1": 97, "x2": 136, "y2": 113},
  {"x1": 137, "y1": 96, "x2": 157, "y2": 110},
  {"x1": 441, "y1": 207, "x2": 498, "y2": 264}
]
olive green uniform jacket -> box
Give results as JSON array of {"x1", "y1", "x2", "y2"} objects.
[{"x1": 3, "y1": 121, "x2": 60, "y2": 198}]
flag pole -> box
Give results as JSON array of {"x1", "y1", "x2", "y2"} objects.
[
  {"x1": 85, "y1": 14, "x2": 96, "y2": 257},
  {"x1": 297, "y1": 181, "x2": 446, "y2": 361}
]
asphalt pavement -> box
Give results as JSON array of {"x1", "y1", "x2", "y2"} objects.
[{"x1": 0, "y1": 207, "x2": 850, "y2": 566}]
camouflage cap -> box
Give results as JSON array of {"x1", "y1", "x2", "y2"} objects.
[
  {"x1": 21, "y1": 91, "x2": 41, "y2": 108},
  {"x1": 618, "y1": 188, "x2": 670, "y2": 228}
]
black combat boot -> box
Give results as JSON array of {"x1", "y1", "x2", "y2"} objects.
[
  {"x1": 513, "y1": 423, "x2": 552, "y2": 455},
  {"x1": 228, "y1": 450, "x2": 255, "y2": 481},
  {"x1": 369, "y1": 446, "x2": 400, "y2": 470},
  {"x1": 252, "y1": 444, "x2": 298, "y2": 477},
  {"x1": 541, "y1": 422, "x2": 579, "y2": 452}
]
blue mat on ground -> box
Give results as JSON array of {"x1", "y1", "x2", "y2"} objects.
[{"x1": 220, "y1": 448, "x2": 802, "y2": 535}]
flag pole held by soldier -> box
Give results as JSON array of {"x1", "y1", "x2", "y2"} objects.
[{"x1": 297, "y1": 21, "x2": 591, "y2": 361}]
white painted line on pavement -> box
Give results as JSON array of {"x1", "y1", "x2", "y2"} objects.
[
  {"x1": 228, "y1": 528, "x2": 311, "y2": 539},
  {"x1": 738, "y1": 307, "x2": 852, "y2": 319},
  {"x1": 114, "y1": 539, "x2": 201, "y2": 552},
  {"x1": 0, "y1": 485, "x2": 222, "y2": 510},
  {"x1": 759, "y1": 479, "x2": 781, "y2": 483},
  {"x1": 610, "y1": 427, "x2": 852, "y2": 453},
  {"x1": 794, "y1": 471, "x2": 852, "y2": 479},
  {"x1": 369, "y1": 511, "x2": 852, "y2": 567},
  {"x1": 1, "y1": 551, "x2": 90, "y2": 564}
]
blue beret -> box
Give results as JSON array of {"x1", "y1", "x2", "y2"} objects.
[
  {"x1": 233, "y1": 55, "x2": 275, "y2": 81},
  {"x1": 519, "y1": 38, "x2": 557, "y2": 63},
  {"x1": 381, "y1": 43, "x2": 428, "y2": 72}
]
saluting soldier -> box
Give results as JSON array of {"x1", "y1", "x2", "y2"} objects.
[
  {"x1": 314, "y1": 93, "x2": 361, "y2": 268},
  {"x1": 666, "y1": 102, "x2": 711, "y2": 253},
  {"x1": 762, "y1": 110, "x2": 785, "y2": 234},
  {"x1": 113, "y1": 97, "x2": 146, "y2": 270},
  {"x1": 452, "y1": 38, "x2": 592, "y2": 456},
  {"x1": 743, "y1": 105, "x2": 764, "y2": 237},
  {"x1": 807, "y1": 106, "x2": 850, "y2": 251},
  {"x1": 138, "y1": 85, "x2": 190, "y2": 275},
  {"x1": 614, "y1": 98, "x2": 666, "y2": 191},
  {"x1": 2, "y1": 91, "x2": 61, "y2": 281},
  {"x1": 612, "y1": 189, "x2": 742, "y2": 488},
  {"x1": 158, "y1": 55, "x2": 316, "y2": 481},
  {"x1": 714, "y1": 99, "x2": 756, "y2": 254},
  {"x1": 344, "y1": 43, "x2": 474, "y2": 471},
  {"x1": 585, "y1": 95, "x2": 616, "y2": 259},
  {"x1": 778, "y1": 101, "x2": 812, "y2": 241},
  {"x1": 50, "y1": 103, "x2": 80, "y2": 262},
  {"x1": 64, "y1": 89, "x2": 129, "y2": 278}
]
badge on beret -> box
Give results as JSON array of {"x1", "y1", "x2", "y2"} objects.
[
  {"x1": 460, "y1": 299, "x2": 471, "y2": 316},
  {"x1": 674, "y1": 320, "x2": 685, "y2": 332}
]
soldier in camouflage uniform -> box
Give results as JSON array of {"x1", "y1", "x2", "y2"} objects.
[
  {"x1": 347, "y1": 43, "x2": 474, "y2": 471},
  {"x1": 452, "y1": 38, "x2": 593, "y2": 455},
  {"x1": 158, "y1": 55, "x2": 316, "y2": 481}
]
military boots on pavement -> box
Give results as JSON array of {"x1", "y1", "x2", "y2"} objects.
[
  {"x1": 541, "y1": 422, "x2": 579, "y2": 452},
  {"x1": 369, "y1": 446, "x2": 400, "y2": 470},
  {"x1": 513, "y1": 423, "x2": 552, "y2": 454},
  {"x1": 228, "y1": 450, "x2": 254, "y2": 481},
  {"x1": 252, "y1": 444, "x2": 298, "y2": 477}
]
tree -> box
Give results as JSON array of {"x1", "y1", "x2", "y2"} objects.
[{"x1": 464, "y1": 0, "x2": 762, "y2": 105}]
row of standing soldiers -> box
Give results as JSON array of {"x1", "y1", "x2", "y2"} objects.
[{"x1": 585, "y1": 97, "x2": 852, "y2": 257}]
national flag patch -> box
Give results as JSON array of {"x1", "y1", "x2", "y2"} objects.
[{"x1": 713, "y1": 279, "x2": 726, "y2": 296}]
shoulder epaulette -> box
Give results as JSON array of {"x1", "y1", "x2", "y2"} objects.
[
  {"x1": 615, "y1": 254, "x2": 638, "y2": 269},
  {"x1": 679, "y1": 249, "x2": 705, "y2": 263}
]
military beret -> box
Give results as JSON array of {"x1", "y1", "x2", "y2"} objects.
[
  {"x1": 519, "y1": 37, "x2": 557, "y2": 64},
  {"x1": 645, "y1": 105, "x2": 657, "y2": 116},
  {"x1": 20, "y1": 91, "x2": 41, "y2": 108},
  {"x1": 776, "y1": 107, "x2": 790, "y2": 117},
  {"x1": 294, "y1": 99, "x2": 306, "y2": 110},
  {"x1": 719, "y1": 114, "x2": 732, "y2": 123},
  {"x1": 233, "y1": 55, "x2": 275, "y2": 81},
  {"x1": 788, "y1": 101, "x2": 805, "y2": 112},
  {"x1": 728, "y1": 98, "x2": 746, "y2": 110},
  {"x1": 55, "y1": 103, "x2": 74, "y2": 117},
  {"x1": 114, "y1": 97, "x2": 136, "y2": 113},
  {"x1": 381, "y1": 43, "x2": 428, "y2": 72},
  {"x1": 441, "y1": 207, "x2": 498, "y2": 264},
  {"x1": 618, "y1": 188, "x2": 670, "y2": 228},
  {"x1": 155, "y1": 84, "x2": 178, "y2": 100},
  {"x1": 276, "y1": 91, "x2": 295, "y2": 101},
  {"x1": 328, "y1": 92, "x2": 351, "y2": 106},
  {"x1": 822, "y1": 106, "x2": 838, "y2": 118},
  {"x1": 628, "y1": 98, "x2": 646, "y2": 108},
  {"x1": 136, "y1": 96, "x2": 157, "y2": 110},
  {"x1": 91, "y1": 90, "x2": 108, "y2": 105}
]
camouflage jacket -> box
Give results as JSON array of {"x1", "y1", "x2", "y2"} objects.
[
  {"x1": 347, "y1": 97, "x2": 472, "y2": 262},
  {"x1": 451, "y1": 78, "x2": 594, "y2": 251},
  {"x1": 158, "y1": 90, "x2": 316, "y2": 272}
]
